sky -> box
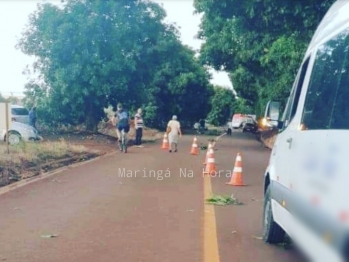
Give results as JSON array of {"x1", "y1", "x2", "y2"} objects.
[{"x1": 0, "y1": 0, "x2": 233, "y2": 97}]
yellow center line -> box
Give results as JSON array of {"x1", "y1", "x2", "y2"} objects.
[{"x1": 204, "y1": 174, "x2": 220, "y2": 262}]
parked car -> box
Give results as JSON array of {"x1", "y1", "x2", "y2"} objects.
[
  {"x1": 241, "y1": 117, "x2": 257, "y2": 133},
  {"x1": 231, "y1": 113, "x2": 245, "y2": 129},
  {"x1": 11, "y1": 105, "x2": 29, "y2": 124},
  {"x1": 0, "y1": 121, "x2": 42, "y2": 145},
  {"x1": 262, "y1": 1, "x2": 349, "y2": 261}
]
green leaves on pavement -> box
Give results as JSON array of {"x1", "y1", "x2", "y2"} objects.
[{"x1": 206, "y1": 194, "x2": 243, "y2": 206}]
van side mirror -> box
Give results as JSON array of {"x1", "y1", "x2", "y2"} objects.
[{"x1": 264, "y1": 101, "x2": 281, "y2": 128}]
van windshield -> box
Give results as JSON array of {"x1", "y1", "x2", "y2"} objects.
[
  {"x1": 301, "y1": 27, "x2": 349, "y2": 130},
  {"x1": 11, "y1": 108, "x2": 29, "y2": 116}
]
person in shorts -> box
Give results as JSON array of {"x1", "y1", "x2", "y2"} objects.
[
  {"x1": 112, "y1": 103, "x2": 130, "y2": 150},
  {"x1": 167, "y1": 115, "x2": 182, "y2": 153}
]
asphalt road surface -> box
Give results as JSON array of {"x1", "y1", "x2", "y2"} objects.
[{"x1": 0, "y1": 131, "x2": 308, "y2": 262}]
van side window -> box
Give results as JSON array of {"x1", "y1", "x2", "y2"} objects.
[
  {"x1": 301, "y1": 27, "x2": 349, "y2": 130},
  {"x1": 281, "y1": 57, "x2": 310, "y2": 128}
]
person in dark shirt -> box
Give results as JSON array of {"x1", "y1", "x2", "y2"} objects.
[
  {"x1": 111, "y1": 103, "x2": 130, "y2": 150},
  {"x1": 28, "y1": 106, "x2": 37, "y2": 129}
]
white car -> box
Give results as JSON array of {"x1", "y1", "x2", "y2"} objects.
[
  {"x1": 262, "y1": 1, "x2": 349, "y2": 262},
  {"x1": 0, "y1": 121, "x2": 42, "y2": 145}
]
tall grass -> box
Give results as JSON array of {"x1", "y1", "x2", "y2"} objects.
[{"x1": 0, "y1": 140, "x2": 96, "y2": 165}]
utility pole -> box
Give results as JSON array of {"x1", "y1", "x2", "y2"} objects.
[{"x1": 5, "y1": 101, "x2": 9, "y2": 154}]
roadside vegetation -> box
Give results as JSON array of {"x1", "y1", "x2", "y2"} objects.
[
  {"x1": 16, "y1": 0, "x2": 213, "y2": 131},
  {"x1": 12, "y1": 0, "x2": 336, "y2": 138},
  {"x1": 193, "y1": 0, "x2": 336, "y2": 143},
  {"x1": 194, "y1": 0, "x2": 336, "y2": 116},
  {"x1": 0, "y1": 140, "x2": 100, "y2": 187},
  {"x1": 0, "y1": 0, "x2": 337, "y2": 185}
]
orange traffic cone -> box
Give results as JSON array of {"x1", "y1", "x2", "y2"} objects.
[
  {"x1": 203, "y1": 148, "x2": 216, "y2": 176},
  {"x1": 226, "y1": 152, "x2": 246, "y2": 186},
  {"x1": 161, "y1": 133, "x2": 169, "y2": 149},
  {"x1": 203, "y1": 142, "x2": 213, "y2": 165},
  {"x1": 190, "y1": 136, "x2": 199, "y2": 155}
]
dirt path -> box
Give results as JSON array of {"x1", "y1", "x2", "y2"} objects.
[{"x1": 0, "y1": 133, "x2": 307, "y2": 262}]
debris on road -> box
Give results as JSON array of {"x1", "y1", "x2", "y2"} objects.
[
  {"x1": 186, "y1": 209, "x2": 195, "y2": 212},
  {"x1": 200, "y1": 144, "x2": 207, "y2": 150},
  {"x1": 252, "y1": 236, "x2": 262, "y2": 240},
  {"x1": 41, "y1": 234, "x2": 59, "y2": 238},
  {"x1": 205, "y1": 194, "x2": 243, "y2": 206}
]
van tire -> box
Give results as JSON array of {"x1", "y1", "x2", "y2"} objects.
[{"x1": 262, "y1": 186, "x2": 286, "y2": 244}]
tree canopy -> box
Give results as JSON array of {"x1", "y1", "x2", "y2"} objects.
[
  {"x1": 18, "y1": 0, "x2": 213, "y2": 130},
  {"x1": 207, "y1": 86, "x2": 235, "y2": 126},
  {"x1": 194, "y1": 0, "x2": 336, "y2": 116}
]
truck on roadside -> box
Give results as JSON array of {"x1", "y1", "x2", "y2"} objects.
[{"x1": 261, "y1": 1, "x2": 349, "y2": 261}]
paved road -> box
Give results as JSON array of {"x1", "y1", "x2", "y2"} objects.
[{"x1": 0, "y1": 132, "x2": 307, "y2": 262}]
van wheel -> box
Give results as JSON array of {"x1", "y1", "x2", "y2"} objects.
[{"x1": 263, "y1": 186, "x2": 285, "y2": 244}]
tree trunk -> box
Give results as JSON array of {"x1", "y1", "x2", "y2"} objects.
[{"x1": 85, "y1": 105, "x2": 98, "y2": 133}]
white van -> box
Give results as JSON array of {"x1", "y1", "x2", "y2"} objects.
[{"x1": 262, "y1": 1, "x2": 349, "y2": 261}]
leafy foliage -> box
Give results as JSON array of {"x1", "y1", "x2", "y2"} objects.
[
  {"x1": 207, "y1": 86, "x2": 235, "y2": 126},
  {"x1": 18, "y1": 0, "x2": 212, "y2": 130},
  {"x1": 194, "y1": 0, "x2": 336, "y2": 116}
]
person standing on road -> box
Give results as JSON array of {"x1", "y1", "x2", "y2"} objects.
[
  {"x1": 28, "y1": 106, "x2": 37, "y2": 129},
  {"x1": 134, "y1": 108, "x2": 144, "y2": 147},
  {"x1": 112, "y1": 103, "x2": 130, "y2": 151},
  {"x1": 167, "y1": 115, "x2": 182, "y2": 153},
  {"x1": 227, "y1": 121, "x2": 232, "y2": 136}
]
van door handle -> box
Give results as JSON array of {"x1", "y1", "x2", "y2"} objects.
[{"x1": 286, "y1": 137, "x2": 292, "y2": 149}]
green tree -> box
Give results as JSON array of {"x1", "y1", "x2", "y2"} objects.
[
  {"x1": 194, "y1": 0, "x2": 336, "y2": 115},
  {"x1": 16, "y1": 0, "x2": 166, "y2": 130},
  {"x1": 207, "y1": 86, "x2": 235, "y2": 126},
  {"x1": 144, "y1": 43, "x2": 214, "y2": 129},
  {"x1": 18, "y1": 0, "x2": 213, "y2": 131},
  {"x1": 233, "y1": 98, "x2": 254, "y2": 115}
]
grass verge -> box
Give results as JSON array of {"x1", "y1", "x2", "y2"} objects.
[{"x1": 0, "y1": 140, "x2": 101, "y2": 187}]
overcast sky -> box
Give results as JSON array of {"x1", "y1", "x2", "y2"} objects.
[{"x1": 0, "y1": 0, "x2": 232, "y2": 97}]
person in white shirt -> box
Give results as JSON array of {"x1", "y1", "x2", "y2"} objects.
[
  {"x1": 167, "y1": 115, "x2": 182, "y2": 153},
  {"x1": 134, "y1": 108, "x2": 144, "y2": 147}
]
